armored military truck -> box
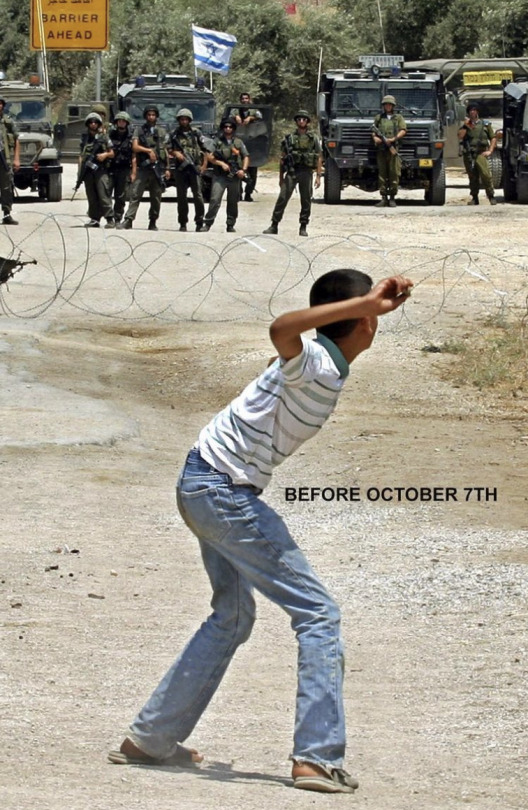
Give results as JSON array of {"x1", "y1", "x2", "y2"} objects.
[
  {"x1": 117, "y1": 74, "x2": 217, "y2": 195},
  {"x1": 0, "y1": 77, "x2": 62, "y2": 201},
  {"x1": 318, "y1": 55, "x2": 449, "y2": 205},
  {"x1": 406, "y1": 58, "x2": 528, "y2": 188},
  {"x1": 502, "y1": 80, "x2": 528, "y2": 203},
  {"x1": 117, "y1": 74, "x2": 216, "y2": 135}
]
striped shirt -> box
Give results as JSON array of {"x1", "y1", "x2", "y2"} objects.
[{"x1": 197, "y1": 334, "x2": 349, "y2": 490}]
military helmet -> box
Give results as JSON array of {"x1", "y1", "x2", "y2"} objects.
[
  {"x1": 220, "y1": 116, "x2": 237, "y2": 130},
  {"x1": 294, "y1": 109, "x2": 311, "y2": 122},
  {"x1": 143, "y1": 104, "x2": 159, "y2": 118},
  {"x1": 91, "y1": 103, "x2": 107, "y2": 116},
  {"x1": 85, "y1": 112, "x2": 103, "y2": 125},
  {"x1": 114, "y1": 111, "x2": 131, "y2": 123},
  {"x1": 382, "y1": 95, "x2": 397, "y2": 106},
  {"x1": 176, "y1": 108, "x2": 193, "y2": 121}
]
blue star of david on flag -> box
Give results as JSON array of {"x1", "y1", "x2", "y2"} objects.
[{"x1": 192, "y1": 25, "x2": 237, "y2": 76}]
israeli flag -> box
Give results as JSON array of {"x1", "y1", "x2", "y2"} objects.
[{"x1": 192, "y1": 24, "x2": 237, "y2": 76}]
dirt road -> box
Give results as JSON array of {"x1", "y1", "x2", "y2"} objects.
[{"x1": 1, "y1": 166, "x2": 527, "y2": 809}]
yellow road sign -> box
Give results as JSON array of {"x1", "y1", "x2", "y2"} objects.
[
  {"x1": 31, "y1": 0, "x2": 109, "y2": 51},
  {"x1": 463, "y1": 70, "x2": 513, "y2": 87}
]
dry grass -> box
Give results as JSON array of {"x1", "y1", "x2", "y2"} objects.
[{"x1": 438, "y1": 316, "x2": 527, "y2": 396}]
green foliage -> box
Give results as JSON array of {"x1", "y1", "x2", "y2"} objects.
[{"x1": 2, "y1": 0, "x2": 528, "y2": 117}]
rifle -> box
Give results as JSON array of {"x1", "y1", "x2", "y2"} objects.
[
  {"x1": 0, "y1": 253, "x2": 37, "y2": 286},
  {"x1": 139, "y1": 156, "x2": 167, "y2": 189},
  {"x1": 214, "y1": 148, "x2": 243, "y2": 180},
  {"x1": 71, "y1": 139, "x2": 104, "y2": 201},
  {"x1": 282, "y1": 135, "x2": 296, "y2": 176},
  {"x1": 372, "y1": 124, "x2": 398, "y2": 156},
  {"x1": 461, "y1": 138, "x2": 476, "y2": 173},
  {"x1": 138, "y1": 127, "x2": 168, "y2": 188},
  {"x1": 172, "y1": 136, "x2": 200, "y2": 176}
]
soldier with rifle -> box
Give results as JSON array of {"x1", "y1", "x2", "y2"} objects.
[
  {"x1": 263, "y1": 110, "x2": 322, "y2": 237},
  {"x1": 107, "y1": 111, "x2": 134, "y2": 225},
  {"x1": 167, "y1": 108, "x2": 210, "y2": 232},
  {"x1": 0, "y1": 96, "x2": 20, "y2": 225},
  {"x1": 458, "y1": 102, "x2": 497, "y2": 206},
  {"x1": 78, "y1": 112, "x2": 115, "y2": 228},
  {"x1": 372, "y1": 95, "x2": 406, "y2": 208},
  {"x1": 201, "y1": 117, "x2": 249, "y2": 233},
  {"x1": 118, "y1": 105, "x2": 170, "y2": 231},
  {"x1": 231, "y1": 92, "x2": 263, "y2": 202}
]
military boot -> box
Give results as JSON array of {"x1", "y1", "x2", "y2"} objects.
[
  {"x1": 2, "y1": 213, "x2": 18, "y2": 225},
  {"x1": 388, "y1": 196, "x2": 397, "y2": 207},
  {"x1": 263, "y1": 222, "x2": 278, "y2": 234},
  {"x1": 299, "y1": 225, "x2": 308, "y2": 237},
  {"x1": 467, "y1": 196, "x2": 479, "y2": 205},
  {"x1": 376, "y1": 197, "x2": 389, "y2": 208},
  {"x1": 487, "y1": 194, "x2": 497, "y2": 206},
  {"x1": 148, "y1": 220, "x2": 158, "y2": 231}
]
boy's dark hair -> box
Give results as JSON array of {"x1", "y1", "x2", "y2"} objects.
[{"x1": 310, "y1": 268, "x2": 373, "y2": 340}]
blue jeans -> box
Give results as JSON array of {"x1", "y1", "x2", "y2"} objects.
[{"x1": 128, "y1": 448, "x2": 346, "y2": 767}]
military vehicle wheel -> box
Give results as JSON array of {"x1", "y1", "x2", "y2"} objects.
[
  {"x1": 425, "y1": 159, "x2": 446, "y2": 205},
  {"x1": 516, "y1": 174, "x2": 528, "y2": 204},
  {"x1": 47, "y1": 174, "x2": 62, "y2": 202},
  {"x1": 324, "y1": 158, "x2": 341, "y2": 204},
  {"x1": 488, "y1": 152, "x2": 502, "y2": 189}
]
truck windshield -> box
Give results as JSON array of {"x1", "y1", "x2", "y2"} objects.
[
  {"x1": 472, "y1": 98, "x2": 502, "y2": 119},
  {"x1": 388, "y1": 85, "x2": 438, "y2": 117},
  {"x1": 5, "y1": 100, "x2": 47, "y2": 121},
  {"x1": 124, "y1": 96, "x2": 215, "y2": 126},
  {"x1": 333, "y1": 86, "x2": 381, "y2": 116}
]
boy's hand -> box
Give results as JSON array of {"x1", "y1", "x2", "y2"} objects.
[{"x1": 368, "y1": 275, "x2": 413, "y2": 314}]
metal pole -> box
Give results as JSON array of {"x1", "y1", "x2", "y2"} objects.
[
  {"x1": 35, "y1": 0, "x2": 50, "y2": 91},
  {"x1": 95, "y1": 52, "x2": 102, "y2": 101},
  {"x1": 376, "y1": 0, "x2": 386, "y2": 55}
]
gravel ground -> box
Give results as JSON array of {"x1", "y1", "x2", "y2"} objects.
[{"x1": 1, "y1": 164, "x2": 527, "y2": 810}]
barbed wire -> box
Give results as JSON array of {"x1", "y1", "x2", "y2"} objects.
[{"x1": 1, "y1": 213, "x2": 527, "y2": 331}]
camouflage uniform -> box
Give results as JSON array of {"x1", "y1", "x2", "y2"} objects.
[
  {"x1": 204, "y1": 124, "x2": 249, "y2": 231},
  {"x1": 79, "y1": 128, "x2": 114, "y2": 225},
  {"x1": 123, "y1": 120, "x2": 168, "y2": 227},
  {"x1": 373, "y1": 111, "x2": 407, "y2": 200},
  {"x1": 168, "y1": 124, "x2": 207, "y2": 230},
  {"x1": 0, "y1": 108, "x2": 18, "y2": 220},
  {"x1": 231, "y1": 105, "x2": 263, "y2": 200},
  {"x1": 269, "y1": 129, "x2": 321, "y2": 227},
  {"x1": 460, "y1": 118, "x2": 496, "y2": 202},
  {"x1": 107, "y1": 118, "x2": 134, "y2": 223}
]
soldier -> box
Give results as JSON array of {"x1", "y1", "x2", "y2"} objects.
[
  {"x1": 458, "y1": 102, "x2": 497, "y2": 206},
  {"x1": 91, "y1": 102, "x2": 108, "y2": 133},
  {"x1": 232, "y1": 92, "x2": 262, "y2": 202},
  {"x1": 118, "y1": 105, "x2": 170, "y2": 231},
  {"x1": 107, "y1": 112, "x2": 134, "y2": 225},
  {"x1": 167, "y1": 108, "x2": 209, "y2": 232},
  {"x1": 79, "y1": 112, "x2": 115, "y2": 228},
  {"x1": 372, "y1": 95, "x2": 406, "y2": 207},
  {"x1": 0, "y1": 96, "x2": 20, "y2": 225},
  {"x1": 263, "y1": 110, "x2": 322, "y2": 237},
  {"x1": 201, "y1": 117, "x2": 249, "y2": 233}
]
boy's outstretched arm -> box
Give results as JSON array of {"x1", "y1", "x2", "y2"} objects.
[{"x1": 269, "y1": 275, "x2": 413, "y2": 360}]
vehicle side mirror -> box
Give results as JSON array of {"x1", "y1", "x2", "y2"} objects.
[{"x1": 444, "y1": 110, "x2": 455, "y2": 126}]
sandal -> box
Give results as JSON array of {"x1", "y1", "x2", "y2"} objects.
[
  {"x1": 108, "y1": 737, "x2": 202, "y2": 768},
  {"x1": 293, "y1": 764, "x2": 359, "y2": 793}
]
